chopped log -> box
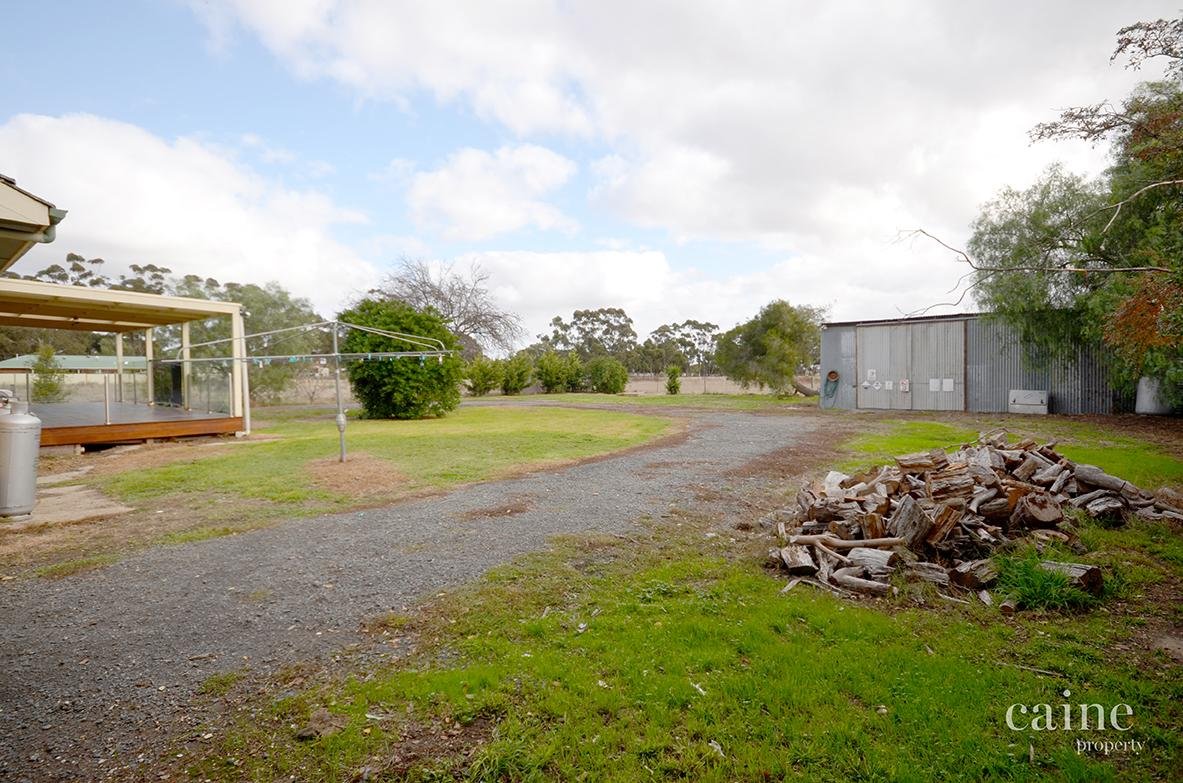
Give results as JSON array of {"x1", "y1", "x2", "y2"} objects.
[
  {"x1": 1049, "y1": 469, "x2": 1071, "y2": 495},
  {"x1": 906, "y1": 562, "x2": 951, "y2": 587},
  {"x1": 999, "y1": 596, "x2": 1018, "y2": 616},
  {"x1": 788, "y1": 534, "x2": 905, "y2": 550},
  {"x1": 1155, "y1": 487, "x2": 1183, "y2": 514},
  {"x1": 798, "y1": 521, "x2": 830, "y2": 535},
  {"x1": 1013, "y1": 455, "x2": 1042, "y2": 482},
  {"x1": 930, "y1": 473, "x2": 975, "y2": 501},
  {"x1": 978, "y1": 497, "x2": 1011, "y2": 519},
  {"x1": 1031, "y1": 463, "x2": 1064, "y2": 486},
  {"x1": 823, "y1": 471, "x2": 850, "y2": 494},
  {"x1": 1009, "y1": 492, "x2": 1063, "y2": 529},
  {"x1": 862, "y1": 512, "x2": 885, "y2": 539},
  {"x1": 827, "y1": 518, "x2": 860, "y2": 540},
  {"x1": 887, "y1": 496, "x2": 932, "y2": 551},
  {"x1": 967, "y1": 464, "x2": 1001, "y2": 488},
  {"x1": 951, "y1": 558, "x2": 998, "y2": 589},
  {"x1": 926, "y1": 503, "x2": 965, "y2": 545},
  {"x1": 978, "y1": 590, "x2": 993, "y2": 606},
  {"x1": 1085, "y1": 495, "x2": 1127, "y2": 526},
  {"x1": 1074, "y1": 464, "x2": 1130, "y2": 493},
  {"x1": 969, "y1": 487, "x2": 998, "y2": 514},
  {"x1": 896, "y1": 451, "x2": 935, "y2": 473},
  {"x1": 848, "y1": 547, "x2": 898, "y2": 580},
  {"x1": 778, "y1": 545, "x2": 817, "y2": 575},
  {"x1": 1068, "y1": 488, "x2": 1113, "y2": 509},
  {"x1": 1038, "y1": 561, "x2": 1103, "y2": 596},
  {"x1": 830, "y1": 566, "x2": 891, "y2": 596}
]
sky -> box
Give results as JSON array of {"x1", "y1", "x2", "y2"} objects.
[{"x1": 0, "y1": 1, "x2": 1176, "y2": 346}]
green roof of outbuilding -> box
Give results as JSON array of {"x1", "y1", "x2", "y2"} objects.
[{"x1": 0, "y1": 354, "x2": 148, "y2": 371}]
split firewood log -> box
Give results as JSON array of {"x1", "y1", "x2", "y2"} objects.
[
  {"x1": 926, "y1": 503, "x2": 965, "y2": 545},
  {"x1": 778, "y1": 545, "x2": 817, "y2": 575},
  {"x1": 1038, "y1": 561, "x2": 1103, "y2": 595},
  {"x1": 887, "y1": 495, "x2": 932, "y2": 551},
  {"x1": 1009, "y1": 492, "x2": 1063, "y2": 529},
  {"x1": 950, "y1": 558, "x2": 998, "y2": 590},
  {"x1": 847, "y1": 547, "x2": 898, "y2": 580},
  {"x1": 830, "y1": 566, "x2": 891, "y2": 596},
  {"x1": 906, "y1": 562, "x2": 951, "y2": 587}
]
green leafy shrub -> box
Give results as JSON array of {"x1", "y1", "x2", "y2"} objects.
[
  {"x1": 465, "y1": 356, "x2": 503, "y2": 396},
  {"x1": 561, "y1": 353, "x2": 585, "y2": 392},
  {"x1": 500, "y1": 353, "x2": 533, "y2": 395},
  {"x1": 337, "y1": 299, "x2": 462, "y2": 419},
  {"x1": 995, "y1": 548, "x2": 1099, "y2": 612},
  {"x1": 665, "y1": 364, "x2": 682, "y2": 395},
  {"x1": 586, "y1": 356, "x2": 628, "y2": 394},
  {"x1": 31, "y1": 344, "x2": 67, "y2": 403},
  {"x1": 535, "y1": 351, "x2": 570, "y2": 393}
]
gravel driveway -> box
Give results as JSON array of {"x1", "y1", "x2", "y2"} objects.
[{"x1": 0, "y1": 405, "x2": 823, "y2": 781}]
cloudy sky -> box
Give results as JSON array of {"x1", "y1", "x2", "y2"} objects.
[{"x1": 1, "y1": 1, "x2": 1175, "y2": 344}]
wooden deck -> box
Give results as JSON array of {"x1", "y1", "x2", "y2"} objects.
[{"x1": 33, "y1": 402, "x2": 243, "y2": 447}]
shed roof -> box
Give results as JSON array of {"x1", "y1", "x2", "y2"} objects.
[
  {"x1": 823, "y1": 312, "x2": 982, "y2": 329},
  {"x1": 0, "y1": 354, "x2": 148, "y2": 372}
]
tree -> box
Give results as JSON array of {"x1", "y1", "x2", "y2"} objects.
[
  {"x1": 337, "y1": 299, "x2": 462, "y2": 419},
  {"x1": 585, "y1": 356, "x2": 628, "y2": 394},
  {"x1": 500, "y1": 353, "x2": 534, "y2": 395},
  {"x1": 715, "y1": 300, "x2": 824, "y2": 396},
  {"x1": 465, "y1": 356, "x2": 503, "y2": 397},
  {"x1": 543, "y1": 308, "x2": 638, "y2": 361},
  {"x1": 375, "y1": 258, "x2": 523, "y2": 358},
  {"x1": 649, "y1": 320, "x2": 719, "y2": 374},
  {"x1": 30, "y1": 344, "x2": 67, "y2": 403},
  {"x1": 954, "y1": 16, "x2": 1183, "y2": 401}
]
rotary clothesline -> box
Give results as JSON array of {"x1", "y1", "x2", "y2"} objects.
[{"x1": 156, "y1": 320, "x2": 455, "y2": 463}]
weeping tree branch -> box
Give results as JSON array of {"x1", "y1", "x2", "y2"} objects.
[{"x1": 901, "y1": 229, "x2": 1171, "y2": 274}]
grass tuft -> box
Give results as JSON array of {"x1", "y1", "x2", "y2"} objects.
[
  {"x1": 34, "y1": 554, "x2": 119, "y2": 579},
  {"x1": 995, "y1": 548, "x2": 1099, "y2": 612},
  {"x1": 156, "y1": 526, "x2": 240, "y2": 546}
]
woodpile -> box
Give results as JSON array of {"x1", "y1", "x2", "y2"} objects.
[{"x1": 767, "y1": 429, "x2": 1180, "y2": 605}]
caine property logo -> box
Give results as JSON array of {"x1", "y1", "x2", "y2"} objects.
[{"x1": 1006, "y1": 689, "x2": 1145, "y2": 756}]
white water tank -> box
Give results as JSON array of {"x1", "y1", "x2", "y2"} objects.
[
  {"x1": 0, "y1": 394, "x2": 41, "y2": 517},
  {"x1": 1135, "y1": 377, "x2": 1172, "y2": 415}
]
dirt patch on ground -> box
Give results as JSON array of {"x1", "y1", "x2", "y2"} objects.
[
  {"x1": 362, "y1": 715, "x2": 495, "y2": 779},
  {"x1": 306, "y1": 452, "x2": 411, "y2": 497},
  {"x1": 459, "y1": 494, "x2": 535, "y2": 521},
  {"x1": 726, "y1": 416, "x2": 856, "y2": 480}
]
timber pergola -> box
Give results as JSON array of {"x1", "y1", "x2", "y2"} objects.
[{"x1": 0, "y1": 278, "x2": 249, "y2": 445}]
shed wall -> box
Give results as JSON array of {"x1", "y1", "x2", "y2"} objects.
[{"x1": 820, "y1": 325, "x2": 856, "y2": 410}]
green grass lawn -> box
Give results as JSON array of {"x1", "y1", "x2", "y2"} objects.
[
  {"x1": 188, "y1": 417, "x2": 1183, "y2": 782},
  {"x1": 97, "y1": 405, "x2": 674, "y2": 522},
  {"x1": 479, "y1": 391, "x2": 819, "y2": 411}
]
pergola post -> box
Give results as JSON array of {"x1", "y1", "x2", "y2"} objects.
[
  {"x1": 230, "y1": 308, "x2": 246, "y2": 419},
  {"x1": 144, "y1": 327, "x2": 155, "y2": 406},
  {"x1": 181, "y1": 321, "x2": 191, "y2": 410},
  {"x1": 114, "y1": 333, "x2": 124, "y2": 403}
]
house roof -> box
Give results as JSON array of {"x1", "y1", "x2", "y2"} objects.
[
  {"x1": 0, "y1": 354, "x2": 148, "y2": 372},
  {"x1": 0, "y1": 175, "x2": 67, "y2": 270}
]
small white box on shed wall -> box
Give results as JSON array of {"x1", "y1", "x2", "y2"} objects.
[{"x1": 1008, "y1": 389, "x2": 1048, "y2": 415}]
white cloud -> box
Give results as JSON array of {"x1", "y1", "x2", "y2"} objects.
[
  {"x1": 407, "y1": 145, "x2": 577, "y2": 241},
  {"x1": 0, "y1": 113, "x2": 379, "y2": 316},
  {"x1": 192, "y1": 0, "x2": 1175, "y2": 318}
]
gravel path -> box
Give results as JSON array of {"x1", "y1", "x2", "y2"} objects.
[{"x1": 0, "y1": 406, "x2": 822, "y2": 781}]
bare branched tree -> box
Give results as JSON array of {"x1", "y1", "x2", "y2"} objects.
[{"x1": 375, "y1": 258, "x2": 524, "y2": 357}]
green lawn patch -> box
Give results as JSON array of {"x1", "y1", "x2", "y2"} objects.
[
  {"x1": 193, "y1": 519, "x2": 1180, "y2": 782},
  {"x1": 97, "y1": 406, "x2": 673, "y2": 518}
]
